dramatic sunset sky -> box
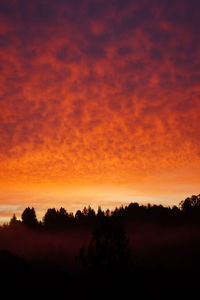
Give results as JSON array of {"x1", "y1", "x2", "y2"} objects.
[{"x1": 0, "y1": 0, "x2": 200, "y2": 222}]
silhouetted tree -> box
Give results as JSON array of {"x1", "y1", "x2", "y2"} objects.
[
  {"x1": 21, "y1": 207, "x2": 38, "y2": 228},
  {"x1": 105, "y1": 209, "x2": 110, "y2": 217},
  {"x1": 43, "y1": 208, "x2": 57, "y2": 229},
  {"x1": 180, "y1": 194, "x2": 200, "y2": 212},
  {"x1": 77, "y1": 219, "x2": 135, "y2": 298},
  {"x1": 9, "y1": 214, "x2": 21, "y2": 227},
  {"x1": 97, "y1": 206, "x2": 104, "y2": 218},
  {"x1": 75, "y1": 209, "x2": 83, "y2": 220},
  {"x1": 82, "y1": 206, "x2": 88, "y2": 216},
  {"x1": 87, "y1": 206, "x2": 96, "y2": 219},
  {"x1": 57, "y1": 207, "x2": 69, "y2": 228},
  {"x1": 78, "y1": 220, "x2": 131, "y2": 274},
  {"x1": 179, "y1": 195, "x2": 200, "y2": 222},
  {"x1": 43, "y1": 207, "x2": 70, "y2": 230}
]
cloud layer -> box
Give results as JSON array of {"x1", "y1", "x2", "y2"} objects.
[{"x1": 0, "y1": 0, "x2": 200, "y2": 213}]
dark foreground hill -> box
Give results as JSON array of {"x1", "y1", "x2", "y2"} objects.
[{"x1": 0, "y1": 195, "x2": 200, "y2": 299}]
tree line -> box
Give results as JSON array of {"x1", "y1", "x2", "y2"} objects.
[{"x1": 7, "y1": 194, "x2": 200, "y2": 230}]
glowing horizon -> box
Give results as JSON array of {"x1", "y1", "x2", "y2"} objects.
[{"x1": 0, "y1": 0, "x2": 200, "y2": 223}]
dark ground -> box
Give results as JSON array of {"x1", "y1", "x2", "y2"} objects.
[{"x1": 0, "y1": 221, "x2": 199, "y2": 299}]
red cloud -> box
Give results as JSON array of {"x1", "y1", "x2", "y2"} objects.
[{"x1": 0, "y1": 0, "x2": 199, "y2": 213}]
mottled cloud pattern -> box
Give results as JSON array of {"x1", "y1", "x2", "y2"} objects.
[{"x1": 0, "y1": 0, "x2": 200, "y2": 211}]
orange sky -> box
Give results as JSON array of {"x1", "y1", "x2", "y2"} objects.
[{"x1": 0, "y1": 0, "x2": 200, "y2": 222}]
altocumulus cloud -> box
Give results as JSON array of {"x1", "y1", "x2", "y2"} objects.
[{"x1": 0, "y1": 0, "x2": 199, "y2": 188}]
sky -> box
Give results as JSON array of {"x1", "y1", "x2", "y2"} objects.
[{"x1": 0, "y1": 0, "x2": 200, "y2": 222}]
